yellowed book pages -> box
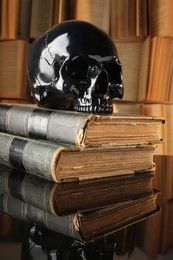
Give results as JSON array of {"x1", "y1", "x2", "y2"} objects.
[
  {"x1": 7, "y1": 0, "x2": 19, "y2": 39},
  {"x1": 149, "y1": 0, "x2": 173, "y2": 37},
  {"x1": 1, "y1": 0, "x2": 20, "y2": 39},
  {"x1": 169, "y1": 54, "x2": 173, "y2": 102},
  {"x1": 164, "y1": 39, "x2": 173, "y2": 102},
  {"x1": 152, "y1": 38, "x2": 165, "y2": 101},
  {"x1": 115, "y1": 37, "x2": 150, "y2": 102},
  {"x1": 1, "y1": 0, "x2": 31, "y2": 40},
  {"x1": 138, "y1": 37, "x2": 151, "y2": 101},
  {"x1": 115, "y1": 40, "x2": 143, "y2": 101},
  {"x1": 0, "y1": 40, "x2": 30, "y2": 99},
  {"x1": 58, "y1": 0, "x2": 71, "y2": 22},
  {"x1": 73, "y1": 0, "x2": 111, "y2": 33},
  {"x1": 147, "y1": 37, "x2": 158, "y2": 101},
  {"x1": 141, "y1": 103, "x2": 173, "y2": 156},
  {"x1": 136, "y1": 0, "x2": 147, "y2": 39},
  {"x1": 30, "y1": 0, "x2": 54, "y2": 39},
  {"x1": 112, "y1": 101, "x2": 141, "y2": 115},
  {"x1": 127, "y1": 0, "x2": 136, "y2": 39},
  {"x1": 119, "y1": 0, "x2": 127, "y2": 39},
  {"x1": 1, "y1": 0, "x2": 8, "y2": 39},
  {"x1": 147, "y1": 37, "x2": 173, "y2": 103},
  {"x1": 111, "y1": 0, "x2": 147, "y2": 41},
  {"x1": 111, "y1": 0, "x2": 127, "y2": 40},
  {"x1": 110, "y1": 0, "x2": 120, "y2": 39}
]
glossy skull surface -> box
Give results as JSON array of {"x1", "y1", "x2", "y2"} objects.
[{"x1": 27, "y1": 20, "x2": 124, "y2": 114}]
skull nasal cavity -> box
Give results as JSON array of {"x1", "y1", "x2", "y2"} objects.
[{"x1": 95, "y1": 70, "x2": 108, "y2": 94}]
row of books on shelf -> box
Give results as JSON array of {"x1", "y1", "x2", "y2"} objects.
[
  {"x1": 0, "y1": 103, "x2": 163, "y2": 242},
  {"x1": 1, "y1": 35, "x2": 173, "y2": 106},
  {"x1": 115, "y1": 36, "x2": 173, "y2": 103},
  {"x1": 0, "y1": 0, "x2": 148, "y2": 41},
  {"x1": 1, "y1": 0, "x2": 172, "y2": 42}
]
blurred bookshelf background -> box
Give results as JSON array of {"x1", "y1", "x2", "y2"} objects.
[{"x1": 0, "y1": 0, "x2": 173, "y2": 259}]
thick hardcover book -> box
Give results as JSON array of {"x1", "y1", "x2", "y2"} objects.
[
  {"x1": 0, "y1": 104, "x2": 164, "y2": 147},
  {"x1": 0, "y1": 164, "x2": 155, "y2": 216},
  {"x1": 0, "y1": 193, "x2": 159, "y2": 242},
  {"x1": 0, "y1": 132, "x2": 156, "y2": 183}
]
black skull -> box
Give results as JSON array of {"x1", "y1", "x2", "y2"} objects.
[{"x1": 27, "y1": 20, "x2": 124, "y2": 114}]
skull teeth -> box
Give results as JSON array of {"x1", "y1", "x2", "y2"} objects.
[{"x1": 74, "y1": 105, "x2": 113, "y2": 114}]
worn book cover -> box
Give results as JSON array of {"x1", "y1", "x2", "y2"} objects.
[
  {"x1": 0, "y1": 132, "x2": 156, "y2": 183},
  {"x1": 0, "y1": 104, "x2": 164, "y2": 147}
]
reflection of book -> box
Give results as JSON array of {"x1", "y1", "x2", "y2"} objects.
[
  {"x1": 0, "y1": 192, "x2": 159, "y2": 242},
  {"x1": 0, "y1": 164, "x2": 155, "y2": 216},
  {"x1": 0, "y1": 132, "x2": 156, "y2": 183},
  {"x1": 0, "y1": 104, "x2": 164, "y2": 146},
  {"x1": 0, "y1": 41, "x2": 31, "y2": 100}
]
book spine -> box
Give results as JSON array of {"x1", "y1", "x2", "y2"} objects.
[
  {"x1": 0, "y1": 193, "x2": 81, "y2": 241},
  {"x1": 0, "y1": 104, "x2": 92, "y2": 145},
  {"x1": 0, "y1": 164, "x2": 59, "y2": 215},
  {"x1": 0, "y1": 132, "x2": 63, "y2": 182}
]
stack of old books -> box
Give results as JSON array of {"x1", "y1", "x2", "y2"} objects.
[{"x1": 0, "y1": 103, "x2": 164, "y2": 242}]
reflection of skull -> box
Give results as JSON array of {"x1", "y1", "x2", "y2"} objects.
[{"x1": 27, "y1": 20, "x2": 124, "y2": 114}]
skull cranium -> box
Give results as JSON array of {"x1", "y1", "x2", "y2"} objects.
[{"x1": 27, "y1": 20, "x2": 124, "y2": 114}]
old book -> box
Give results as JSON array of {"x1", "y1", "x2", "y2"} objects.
[
  {"x1": 112, "y1": 101, "x2": 141, "y2": 115},
  {"x1": 0, "y1": 164, "x2": 155, "y2": 216},
  {"x1": 0, "y1": 104, "x2": 164, "y2": 147},
  {"x1": 71, "y1": 0, "x2": 111, "y2": 34},
  {"x1": 148, "y1": 0, "x2": 173, "y2": 37},
  {"x1": 53, "y1": 0, "x2": 72, "y2": 24},
  {"x1": 146, "y1": 37, "x2": 173, "y2": 103},
  {"x1": 0, "y1": 0, "x2": 31, "y2": 40},
  {"x1": 0, "y1": 192, "x2": 159, "y2": 242},
  {"x1": 29, "y1": 0, "x2": 54, "y2": 39},
  {"x1": 141, "y1": 103, "x2": 173, "y2": 155},
  {"x1": 115, "y1": 37, "x2": 151, "y2": 102},
  {"x1": 0, "y1": 132, "x2": 156, "y2": 183},
  {"x1": 110, "y1": 0, "x2": 147, "y2": 41},
  {"x1": 0, "y1": 41, "x2": 31, "y2": 100}
]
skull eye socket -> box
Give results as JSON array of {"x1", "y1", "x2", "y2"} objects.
[
  {"x1": 67, "y1": 57, "x2": 89, "y2": 79},
  {"x1": 104, "y1": 59, "x2": 122, "y2": 84}
]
